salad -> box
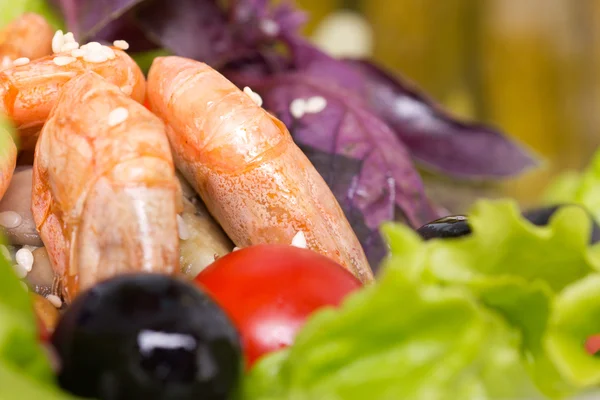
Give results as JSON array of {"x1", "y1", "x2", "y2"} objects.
[{"x1": 1, "y1": 0, "x2": 599, "y2": 399}]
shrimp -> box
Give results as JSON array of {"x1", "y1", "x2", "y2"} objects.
[
  {"x1": 0, "y1": 13, "x2": 54, "y2": 68},
  {"x1": 0, "y1": 46, "x2": 145, "y2": 150},
  {"x1": 0, "y1": 126, "x2": 16, "y2": 200},
  {"x1": 0, "y1": 13, "x2": 53, "y2": 200},
  {"x1": 146, "y1": 56, "x2": 374, "y2": 283},
  {"x1": 32, "y1": 71, "x2": 179, "y2": 303}
]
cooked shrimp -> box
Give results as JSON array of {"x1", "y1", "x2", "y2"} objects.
[
  {"x1": 147, "y1": 56, "x2": 374, "y2": 283},
  {"x1": 0, "y1": 45, "x2": 145, "y2": 150},
  {"x1": 32, "y1": 71, "x2": 179, "y2": 303},
  {"x1": 0, "y1": 13, "x2": 53, "y2": 200},
  {"x1": 0, "y1": 13, "x2": 53, "y2": 68},
  {"x1": 0, "y1": 126, "x2": 16, "y2": 201}
]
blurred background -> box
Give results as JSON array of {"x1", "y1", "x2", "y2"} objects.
[{"x1": 297, "y1": 0, "x2": 600, "y2": 211}]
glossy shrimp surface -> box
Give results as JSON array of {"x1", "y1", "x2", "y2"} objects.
[
  {"x1": 0, "y1": 126, "x2": 17, "y2": 200},
  {"x1": 32, "y1": 72, "x2": 180, "y2": 303},
  {"x1": 0, "y1": 47, "x2": 145, "y2": 150},
  {"x1": 0, "y1": 13, "x2": 54, "y2": 200},
  {"x1": 0, "y1": 13, "x2": 53, "y2": 67},
  {"x1": 147, "y1": 56, "x2": 373, "y2": 283}
]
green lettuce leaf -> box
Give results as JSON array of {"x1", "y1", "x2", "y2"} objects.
[
  {"x1": 424, "y1": 200, "x2": 600, "y2": 397},
  {"x1": 427, "y1": 200, "x2": 600, "y2": 291},
  {"x1": 546, "y1": 274, "x2": 600, "y2": 387},
  {"x1": 469, "y1": 277, "x2": 574, "y2": 397},
  {"x1": 0, "y1": 0, "x2": 64, "y2": 29},
  {"x1": 543, "y1": 150, "x2": 600, "y2": 224},
  {"x1": 543, "y1": 171, "x2": 581, "y2": 206},
  {"x1": 243, "y1": 199, "x2": 600, "y2": 400},
  {"x1": 0, "y1": 245, "x2": 79, "y2": 399},
  {"x1": 0, "y1": 361, "x2": 81, "y2": 400},
  {"x1": 244, "y1": 224, "x2": 541, "y2": 400}
]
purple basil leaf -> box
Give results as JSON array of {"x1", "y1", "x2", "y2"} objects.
[
  {"x1": 222, "y1": 50, "x2": 291, "y2": 85},
  {"x1": 344, "y1": 59, "x2": 540, "y2": 179},
  {"x1": 135, "y1": 0, "x2": 238, "y2": 66},
  {"x1": 268, "y1": 1, "x2": 307, "y2": 37},
  {"x1": 247, "y1": 73, "x2": 439, "y2": 232},
  {"x1": 92, "y1": 14, "x2": 158, "y2": 52},
  {"x1": 230, "y1": 0, "x2": 306, "y2": 40},
  {"x1": 51, "y1": 0, "x2": 145, "y2": 41},
  {"x1": 298, "y1": 145, "x2": 391, "y2": 269},
  {"x1": 134, "y1": 0, "x2": 302, "y2": 68},
  {"x1": 283, "y1": 37, "x2": 540, "y2": 179}
]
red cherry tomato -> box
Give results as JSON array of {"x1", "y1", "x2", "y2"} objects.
[
  {"x1": 585, "y1": 334, "x2": 600, "y2": 355},
  {"x1": 194, "y1": 244, "x2": 363, "y2": 368}
]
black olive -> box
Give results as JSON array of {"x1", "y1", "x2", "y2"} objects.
[
  {"x1": 521, "y1": 205, "x2": 600, "y2": 244},
  {"x1": 416, "y1": 215, "x2": 470, "y2": 240},
  {"x1": 417, "y1": 204, "x2": 600, "y2": 244},
  {"x1": 51, "y1": 274, "x2": 242, "y2": 400}
]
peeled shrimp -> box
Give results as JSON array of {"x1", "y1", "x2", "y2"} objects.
[
  {"x1": 0, "y1": 13, "x2": 54, "y2": 67},
  {"x1": 147, "y1": 56, "x2": 374, "y2": 283},
  {"x1": 0, "y1": 13, "x2": 53, "y2": 200},
  {"x1": 0, "y1": 127, "x2": 16, "y2": 200},
  {"x1": 0, "y1": 46, "x2": 145, "y2": 150},
  {"x1": 32, "y1": 71, "x2": 179, "y2": 303}
]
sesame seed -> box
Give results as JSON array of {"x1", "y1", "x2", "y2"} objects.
[
  {"x1": 305, "y1": 96, "x2": 327, "y2": 114},
  {"x1": 12, "y1": 57, "x2": 30, "y2": 66},
  {"x1": 232, "y1": 247, "x2": 240, "y2": 252},
  {"x1": 85, "y1": 53, "x2": 108, "y2": 63},
  {"x1": 52, "y1": 30, "x2": 64, "y2": 53},
  {"x1": 243, "y1": 87, "x2": 263, "y2": 107},
  {"x1": 107, "y1": 107, "x2": 129, "y2": 127},
  {"x1": 20, "y1": 281, "x2": 28, "y2": 291},
  {"x1": 12, "y1": 263, "x2": 27, "y2": 279},
  {"x1": 0, "y1": 245, "x2": 11, "y2": 261},
  {"x1": 60, "y1": 41, "x2": 80, "y2": 52},
  {"x1": 101, "y1": 45, "x2": 116, "y2": 60},
  {"x1": 252, "y1": 93, "x2": 263, "y2": 106},
  {"x1": 113, "y1": 40, "x2": 129, "y2": 50},
  {"x1": 63, "y1": 32, "x2": 75, "y2": 43},
  {"x1": 15, "y1": 248, "x2": 34, "y2": 272},
  {"x1": 83, "y1": 41, "x2": 102, "y2": 50},
  {"x1": 260, "y1": 19, "x2": 280, "y2": 37},
  {"x1": 0, "y1": 211, "x2": 22, "y2": 228},
  {"x1": 290, "y1": 98, "x2": 306, "y2": 119},
  {"x1": 80, "y1": 42, "x2": 109, "y2": 63},
  {"x1": 177, "y1": 215, "x2": 191, "y2": 241},
  {"x1": 46, "y1": 294, "x2": 63, "y2": 308},
  {"x1": 71, "y1": 49, "x2": 85, "y2": 58},
  {"x1": 291, "y1": 231, "x2": 307, "y2": 248},
  {"x1": 53, "y1": 56, "x2": 76, "y2": 66},
  {"x1": 83, "y1": 52, "x2": 108, "y2": 63}
]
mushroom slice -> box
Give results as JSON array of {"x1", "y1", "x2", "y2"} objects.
[
  {"x1": 176, "y1": 173, "x2": 234, "y2": 277},
  {"x1": 0, "y1": 167, "x2": 42, "y2": 246}
]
